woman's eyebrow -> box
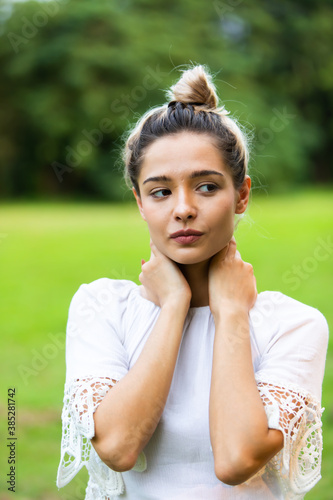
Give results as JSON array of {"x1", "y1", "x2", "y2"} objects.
[
  {"x1": 143, "y1": 175, "x2": 171, "y2": 185},
  {"x1": 142, "y1": 170, "x2": 224, "y2": 185},
  {"x1": 190, "y1": 169, "x2": 224, "y2": 179}
]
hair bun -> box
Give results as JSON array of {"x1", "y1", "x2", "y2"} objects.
[{"x1": 168, "y1": 65, "x2": 218, "y2": 109}]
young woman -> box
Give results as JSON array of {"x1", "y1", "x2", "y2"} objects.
[{"x1": 57, "y1": 66, "x2": 328, "y2": 499}]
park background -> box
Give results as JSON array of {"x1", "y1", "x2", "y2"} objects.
[{"x1": 0, "y1": 0, "x2": 332, "y2": 498}]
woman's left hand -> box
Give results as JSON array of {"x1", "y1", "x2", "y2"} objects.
[{"x1": 208, "y1": 238, "x2": 257, "y2": 318}]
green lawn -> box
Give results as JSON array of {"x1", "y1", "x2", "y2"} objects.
[{"x1": 0, "y1": 188, "x2": 332, "y2": 499}]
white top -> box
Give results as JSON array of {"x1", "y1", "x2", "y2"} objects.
[{"x1": 57, "y1": 279, "x2": 328, "y2": 500}]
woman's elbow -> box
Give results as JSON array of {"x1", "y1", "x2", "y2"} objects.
[
  {"x1": 214, "y1": 463, "x2": 245, "y2": 486},
  {"x1": 214, "y1": 453, "x2": 259, "y2": 486},
  {"x1": 214, "y1": 431, "x2": 284, "y2": 485},
  {"x1": 91, "y1": 436, "x2": 138, "y2": 472}
]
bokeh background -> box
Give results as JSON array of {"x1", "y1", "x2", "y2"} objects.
[{"x1": 0, "y1": 0, "x2": 332, "y2": 498}]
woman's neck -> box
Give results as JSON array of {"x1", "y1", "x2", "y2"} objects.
[{"x1": 178, "y1": 259, "x2": 211, "y2": 308}]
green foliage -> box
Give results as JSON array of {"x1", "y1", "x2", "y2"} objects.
[{"x1": 0, "y1": 0, "x2": 332, "y2": 200}]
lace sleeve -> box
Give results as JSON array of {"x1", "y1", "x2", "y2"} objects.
[
  {"x1": 256, "y1": 375, "x2": 324, "y2": 498},
  {"x1": 56, "y1": 376, "x2": 147, "y2": 499}
]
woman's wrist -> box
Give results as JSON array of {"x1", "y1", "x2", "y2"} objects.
[
  {"x1": 161, "y1": 294, "x2": 191, "y2": 315},
  {"x1": 212, "y1": 302, "x2": 249, "y2": 325}
]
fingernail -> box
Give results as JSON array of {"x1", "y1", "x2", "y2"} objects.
[{"x1": 141, "y1": 259, "x2": 145, "y2": 266}]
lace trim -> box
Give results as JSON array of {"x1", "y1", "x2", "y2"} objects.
[
  {"x1": 255, "y1": 374, "x2": 324, "y2": 498},
  {"x1": 57, "y1": 375, "x2": 323, "y2": 498},
  {"x1": 56, "y1": 376, "x2": 147, "y2": 499}
]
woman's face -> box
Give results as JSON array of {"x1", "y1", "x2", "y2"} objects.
[{"x1": 134, "y1": 131, "x2": 250, "y2": 265}]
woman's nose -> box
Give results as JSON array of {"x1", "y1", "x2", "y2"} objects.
[{"x1": 173, "y1": 191, "x2": 197, "y2": 221}]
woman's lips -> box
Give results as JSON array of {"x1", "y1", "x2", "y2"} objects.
[
  {"x1": 171, "y1": 234, "x2": 202, "y2": 244},
  {"x1": 170, "y1": 229, "x2": 204, "y2": 245}
]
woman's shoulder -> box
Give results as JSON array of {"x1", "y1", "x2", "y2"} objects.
[
  {"x1": 253, "y1": 290, "x2": 328, "y2": 324},
  {"x1": 71, "y1": 277, "x2": 138, "y2": 301},
  {"x1": 251, "y1": 290, "x2": 329, "y2": 347},
  {"x1": 67, "y1": 278, "x2": 140, "y2": 321}
]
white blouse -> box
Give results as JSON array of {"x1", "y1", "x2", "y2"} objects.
[{"x1": 56, "y1": 278, "x2": 328, "y2": 500}]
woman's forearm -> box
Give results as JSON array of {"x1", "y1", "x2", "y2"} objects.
[
  {"x1": 91, "y1": 300, "x2": 189, "y2": 472},
  {"x1": 209, "y1": 307, "x2": 283, "y2": 485}
]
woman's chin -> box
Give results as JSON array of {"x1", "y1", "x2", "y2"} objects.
[
  {"x1": 158, "y1": 244, "x2": 225, "y2": 266},
  {"x1": 169, "y1": 253, "x2": 212, "y2": 266},
  {"x1": 168, "y1": 247, "x2": 228, "y2": 266}
]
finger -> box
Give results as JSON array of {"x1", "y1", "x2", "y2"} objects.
[
  {"x1": 225, "y1": 238, "x2": 237, "y2": 259},
  {"x1": 149, "y1": 239, "x2": 157, "y2": 259},
  {"x1": 235, "y1": 249, "x2": 242, "y2": 260},
  {"x1": 141, "y1": 259, "x2": 146, "y2": 266},
  {"x1": 150, "y1": 240, "x2": 164, "y2": 260},
  {"x1": 253, "y1": 277, "x2": 258, "y2": 302}
]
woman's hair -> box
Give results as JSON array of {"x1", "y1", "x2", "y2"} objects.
[{"x1": 124, "y1": 65, "x2": 250, "y2": 195}]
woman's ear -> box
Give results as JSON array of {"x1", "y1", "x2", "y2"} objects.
[
  {"x1": 133, "y1": 188, "x2": 146, "y2": 221},
  {"x1": 235, "y1": 176, "x2": 251, "y2": 214}
]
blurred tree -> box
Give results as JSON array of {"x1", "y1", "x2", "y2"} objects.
[{"x1": 0, "y1": 0, "x2": 332, "y2": 199}]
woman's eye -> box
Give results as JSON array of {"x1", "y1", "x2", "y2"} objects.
[
  {"x1": 151, "y1": 189, "x2": 171, "y2": 198},
  {"x1": 198, "y1": 183, "x2": 218, "y2": 193}
]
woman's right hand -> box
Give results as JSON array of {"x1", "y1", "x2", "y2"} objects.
[{"x1": 139, "y1": 240, "x2": 192, "y2": 309}]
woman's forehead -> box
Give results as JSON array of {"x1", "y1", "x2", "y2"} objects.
[{"x1": 140, "y1": 132, "x2": 229, "y2": 180}]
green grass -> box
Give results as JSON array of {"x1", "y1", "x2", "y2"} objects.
[{"x1": 0, "y1": 188, "x2": 332, "y2": 499}]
